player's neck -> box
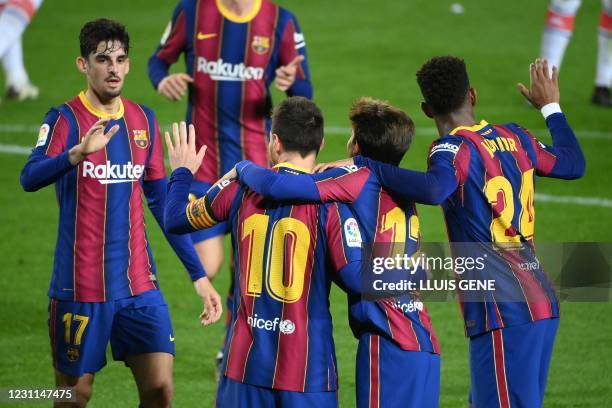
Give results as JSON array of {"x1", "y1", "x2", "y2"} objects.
[
  {"x1": 276, "y1": 151, "x2": 316, "y2": 173},
  {"x1": 84, "y1": 88, "x2": 122, "y2": 115},
  {"x1": 434, "y1": 110, "x2": 477, "y2": 136},
  {"x1": 220, "y1": 0, "x2": 255, "y2": 16}
]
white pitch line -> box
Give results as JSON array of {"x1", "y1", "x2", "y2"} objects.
[
  {"x1": 1, "y1": 124, "x2": 611, "y2": 140},
  {"x1": 0, "y1": 143, "x2": 32, "y2": 155},
  {"x1": 536, "y1": 193, "x2": 612, "y2": 208}
]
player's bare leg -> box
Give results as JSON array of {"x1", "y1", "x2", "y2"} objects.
[
  {"x1": 593, "y1": 0, "x2": 612, "y2": 106},
  {"x1": 53, "y1": 370, "x2": 94, "y2": 408},
  {"x1": 194, "y1": 236, "x2": 224, "y2": 280},
  {"x1": 126, "y1": 352, "x2": 174, "y2": 408},
  {"x1": 540, "y1": 0, "x2": 581, "y2": 71}
]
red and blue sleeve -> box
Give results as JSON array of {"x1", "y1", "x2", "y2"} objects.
[
  {"x1": 148, "y1": 1, "x2": 187, "y2": 89},
  {"x1": 325, "y1": 203, "x2": 364, "y2": 294},
  {"x1": 20, "y1": 109, "x2": 75, "y2": 192},
  {"x1": 165, "y1": 168, "x2": 239, "y2": 234},
  {"x1": 235, "y1": 160, "x2": 368, "y2": 203},
  {"x1": 277, "y1": 12, "x2": 312, "y2": 98},
  {"x1": 506, "y1": 112, "x2": 585, "y2": 179},
  {"x1": 354, "y1": 138, "x2": 467, "y2": 205}
]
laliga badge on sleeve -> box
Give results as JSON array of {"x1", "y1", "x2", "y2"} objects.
[
  {"x1": 344, "y1": 217, "x2": 362, "y2": 248},
  {"x1": 35, "y1": 124, "x2": 50, "y2": 147}
]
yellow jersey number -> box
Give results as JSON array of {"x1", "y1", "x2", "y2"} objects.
[{"x1": 242, "y1": 214, "x2": 311, "y2": 303}]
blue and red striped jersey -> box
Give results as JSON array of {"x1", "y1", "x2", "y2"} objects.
[
  {"x1": 149, "y1": 0, "x2": 313, "y2": 184},
  {"x1": 426, "y1": 121, "x2": 561, "y2": 336},
  {"x1": 21, "y1": 92, "x2": 204, "y2": 302},
  {"x1": 234, "y1": 162, "x2": 441, "y2": 354},
  {"x1": 354, "y1": 113, "x2": 584, "y2": 337},
  {"x1": 167, "y1": 164, "x2": 361, "y2": 392}
]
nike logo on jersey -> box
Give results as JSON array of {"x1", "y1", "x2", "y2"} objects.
[
  {"x1": 169, "y1": 335, "x2": 175, "y2": 342},
  {"x1": 197, "y1": 32, "x2": 217, "y2": 40}
]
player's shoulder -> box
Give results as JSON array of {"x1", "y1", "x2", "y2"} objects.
[
  {"x1": 500, "y1": 122, "x2": 533, "y2": 137},
  {"x1": 428, "y1": 135, "x2": 465, "y2": 157},
  {"x1": 275, "y1": 1, "x2": 299, "y2": 24},
  {"x1": 41, "y1": 102, "x2": 74, "y2": 126},
  {"x1": 311, "y1": 164, "x2": 370, "y2": 182},
  {"x1": 121, "y1": 98, "x2": 157, "y2": 118}
]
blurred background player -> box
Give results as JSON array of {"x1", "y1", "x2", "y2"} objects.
[
  {"x1": 541, "y1": 0, "x2": 612, "y2": 106},
  {"x1": 148, "y1": 0, "x2": 313, "y2": 376},
  {"x1": 164, "y1": 98, "x2": 361, "y2": 408},
  {"x1": 0, "y1": 0, "x2": 42, "y2": 102},
  {"x1": 228, "y1": 98, "x2": 441, "y2": 408},
  {"x1": 20, "y1": 19, "x2": 221, "y2": 407}
]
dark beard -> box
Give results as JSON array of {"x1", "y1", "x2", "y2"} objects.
[{"x1": 103, "y1": 88, "x2": 122, "y2": 99}]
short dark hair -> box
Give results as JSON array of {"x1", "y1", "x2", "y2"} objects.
[
  {"x1": 272, "y1": 97, "x2": 324, "y2": 157},
  {"x1": 416, "y1": 56, "x2": 470, "y2": 115},
  {"x1": 349, "y1": 97, "x2": 414, "y2": 166},
  {"x1": 79, "y1": 19, "x2": 129, "y2": 57}
]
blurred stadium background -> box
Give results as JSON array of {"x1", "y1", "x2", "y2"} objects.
[{"x1": 0, "y1": 0, "x2": 610, "y2": 406}]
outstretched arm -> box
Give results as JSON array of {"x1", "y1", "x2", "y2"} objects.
[
  {"x1": 235, "y1": 161, "x2": 320, "y2": 201},
  {"x1": 517, "y1": 59, "x2": 585, "y2": 179},
  {"x1": 354, "y1": 156, "x2": 459, "y2": 205}
]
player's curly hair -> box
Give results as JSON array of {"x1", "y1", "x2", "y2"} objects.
[
  {"x1": 416, "y1": 56, "x2": 470, "y2": 115},
  {"x1": 349, "y1": 97, "x2": 414, "y2": 166},
  {"x1": 79, "y1": 19, "x2": 130, "y2": 57},
  {"x1": 272, "y1": 96, "x2": 324, "y2": 157}
]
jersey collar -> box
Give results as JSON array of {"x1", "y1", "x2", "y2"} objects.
[
  {"x1": 450, "y1": 120, "x2": 489, "y2": 135},
  {"x1": 78, "y1": 91, "x2": 125, "y2": 119},
  {"x1": 273, "y1": 162, "x2": 313, "y2": 174},
  {"x1": 216, "y1": 0, "x2": 262, "y2": 23}
]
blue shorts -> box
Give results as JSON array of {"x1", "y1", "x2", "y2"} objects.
[
  {"x1": 356, "y1": 334, "x2": 440, "y2": 408},
  {"x1": 468, "y1": 318, "x2": 559, "y2": 408},
  {"x1": 48, "y1": 290, "x2": 175, "y2": 378},
  {"x1": 216, "y1": 375, "x2": 338, "y2": 408},
  {"x1": 189, "y1": 180, "x2": 229, "y2": 243}
]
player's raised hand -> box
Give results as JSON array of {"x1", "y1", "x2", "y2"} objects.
[
  {"x1": 314, "y1": 158, "x2": 354, "y2": 173},
  {"x1": 275, "y1": 55, "x2": 305, "y2": 92},
  {"x1": 165, "y1": 121, "x2": 207, "y2": 174},
  {"x1": 158, "y1": 73, "x2": 194, "y2": 101},
  {"x1": 69, "y1": 118, "x2": 120, "y2": 165},
  {"x1": 518, "y1": 58, "x2": 560, "y2": 110},
  {"x1": 193, "y1": 277, "x2": 223, "y2": 326}
]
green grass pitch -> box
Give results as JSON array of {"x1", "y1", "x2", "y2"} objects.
[{"x1": 0, "y1": 0, "x2": 611, "y2": 406}]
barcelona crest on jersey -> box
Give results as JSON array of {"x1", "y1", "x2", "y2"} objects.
[
  {"x1": 133, "y1": 129, "x2": 148, "y2": 149},
  {"x1": 251, "y1": 35, "x2": 270, "y2": 54}
]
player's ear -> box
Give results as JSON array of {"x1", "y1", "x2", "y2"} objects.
[
  {"x1": 76, "y1": 56, "x2": 88, "y2": 74},
  {"x1": 469, "y1": 88, "x2": 477, "y2": 106},
  {"x1": 421, "y1": 102, "x2": 434, "y2": 119},
  {"x1": 272, "y1": 133, "x2": 282, "y2": 155},
  {"x1": 318, "y1": 138, "x2": 325, "y2": 153}
]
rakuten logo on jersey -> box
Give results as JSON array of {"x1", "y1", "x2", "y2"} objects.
[
  {"x1": 247, "y1": 314, "x2": 296, "y2": 335},
  {"x1": 197, "y1": 57, "x2": 264, "y2": 81},
  {"x1": 82, "y1": 161, "x2": 145, "y2": 184}
]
